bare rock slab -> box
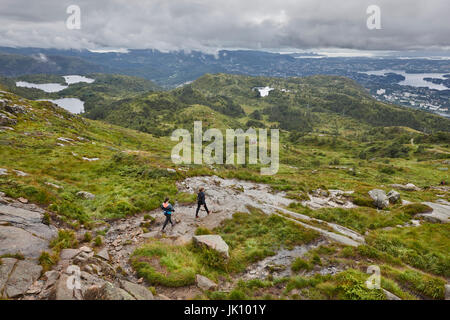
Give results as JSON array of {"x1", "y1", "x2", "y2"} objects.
[
  {"x1": 120, "y1": 280, "x2": 154, "y2": 300},
  {"x1": 0, "y1": 258, "x2": 17, "y2": 296},
  {"x1": 55, "y1": 274, "x2": 77, "y2": 300},
  {"x1": 0, "y1": 203, "x2": 57, "y2": 259},
  {"x1": 420, "y1": 201, "x2": 450, "y2": 223},
  {"x1": 89, "y1": 282, "x2": 135, "y2": 300},
  {"x1": 4, "y1": 260, "x2": 42, "y2": 298}
]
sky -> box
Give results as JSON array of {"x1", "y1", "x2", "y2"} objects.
[{"x1": 0, "y1": 0, "x2": 449, "y2": 53}]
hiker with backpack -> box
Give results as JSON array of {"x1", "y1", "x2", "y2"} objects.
[
  {"x1": 195, "y1": 187, "x2": 210, "y2": 218},
  {"x1": 161, "y1": 197, "x2": 175, "y2": 231}
]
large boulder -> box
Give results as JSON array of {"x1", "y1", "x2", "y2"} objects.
[
  {"x1": 387, "y1": 190, "x2": 401, "y2": 204},
  {"x1": 368, "y1": 189, "x2": 389, "y2": 209},
  {"x1": 193, "y1": 235, "x2": 229, "y2": 258}
]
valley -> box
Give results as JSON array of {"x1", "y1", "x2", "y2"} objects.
[{"x1": 0, "y1": 71, "x2": 449, "y2": 301}]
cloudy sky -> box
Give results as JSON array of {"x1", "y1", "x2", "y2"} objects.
[{"x1": 0, "y1": 0, "x2": 449, "y2": 53}]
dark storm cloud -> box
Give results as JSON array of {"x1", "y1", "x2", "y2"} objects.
[{"x1": 0, "y1": 0, "x2": 448, "y2": 51}]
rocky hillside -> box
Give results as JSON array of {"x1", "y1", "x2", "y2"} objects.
[{"x1": 1, "y1": 86, "x2": 449, "y2": 300}]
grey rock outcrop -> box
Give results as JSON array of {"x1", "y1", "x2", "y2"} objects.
[
  {"x1": 76, "y1": 191, "x2": 95, "y2": 200},
  {"x1": 84, "y1": 282, "x2": 134, "y2": 300},
  {"x1": 1, "y1": 259, "x2": 42, "y2": 298},
  {"x1": 95, "y1": 248, "x2": 110, "y2": 261},
  {"x1": 119, "y1": 280, "x2": 154, "y2": 300},
  {"x1": 196, "y1": 274, "x2": 218, "y2": 291},
  {"x1": 387, "y1": 190, "x2": 401, "y2": 204},
  {"x1": 5, "y1": 104, "x2": 27, "y2": 115},
  {"x1": 390, "y1": 183, "x2": 421, "y2": 191},
  {"x1": 193, "y1": 235, "x2": 229, "y2": 258},
  {"x1": 368, "y1": 189, "x2": 389, "y2": 209},
  {"x1": 382, "y1": 289, "x2": 401, "y2": 300},
  {"x1": 0, "y1": 203, "x2": 57, "y2": 258},
  {"x1": 0, "y1": 113, "x2": 17, "y2": 126},
  {"x1": 420, "y1": 200, "x2": 450, "y2": 223}
]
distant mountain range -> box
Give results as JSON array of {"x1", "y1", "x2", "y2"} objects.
[{"x1": 1, "y1": 47, "x2": 449, "y2": 89}]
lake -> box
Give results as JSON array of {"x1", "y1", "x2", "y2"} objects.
[
  {"x1": 46, "y1": 98, "x2": 85, "y2": 114},
  {"x1": 15, "y1": 75, "x2": 95, "y2": 93},
  {"x1": 16, "y1": 81, "x2": 68, "y2": 93},
  {"x1": 63, "y1": 75, "x2": 95, "y2": 85},
  {"x1": 361, "y1": 70, "x2": 449, "y2": 91}
]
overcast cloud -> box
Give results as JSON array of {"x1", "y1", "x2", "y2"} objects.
[{"x1": 0, "y1": 0, "x2": 449, "y2": 52}]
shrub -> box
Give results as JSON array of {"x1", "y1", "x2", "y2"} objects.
[
  {"x1": 352, "y1": 196, "x2": 375, "y2": 208},
  {"x1": 195, "y1": 227, "x2": 213, "y2": 236},
  {"x1": 93, "y1": 236, "x2": 103, "y2": 247},
  {"x1": 83, "y1": 232, "x2": 93, "y2": 242},
  {"x1": 39, "y1": 251, "x2": 56, "y2": 272},
  {"x1": 50, "y1": 229, "x2": 78, "y2": 252},
  {"x1": 131, "y1": 241, "x2": 197, "y2": 287},
  {"x1": 42, "y1": 212, "x2": 51, "y2": 226},
  {"x1": 291, "y1": 258, "x2": 312, "y2": 272}
]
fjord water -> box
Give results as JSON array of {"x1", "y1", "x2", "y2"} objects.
[
  {"x1": 15, "y1": 75, "x2": 95, "y2": 93},
  {"x1": 362, "y1": 70, "x2": 449, "y2": 90}
]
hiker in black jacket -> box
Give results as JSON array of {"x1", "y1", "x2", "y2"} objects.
[{"x1": 195, "y1": 187, "x2": 210, "y2": 218}]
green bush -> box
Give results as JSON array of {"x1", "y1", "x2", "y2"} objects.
[
  {"x1": 291, "y1": 258, "x2": 312, "y2": 272},
  {"x1": 39, "y1": 251, "x2": 56, "y2": 272},
  {"x1": 195, "y1": 227, "x2": 213, "y2": 236},
  {"x1": 50, "y1": 229, "x2": 78, "y2": 251},
  {"x1": 131, "y1": 241, "x2": 198, "y2": 287}
]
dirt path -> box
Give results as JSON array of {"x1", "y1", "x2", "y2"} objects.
[{"x1": 98, "y1": 175, "x2": 364, "y2": 286}]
